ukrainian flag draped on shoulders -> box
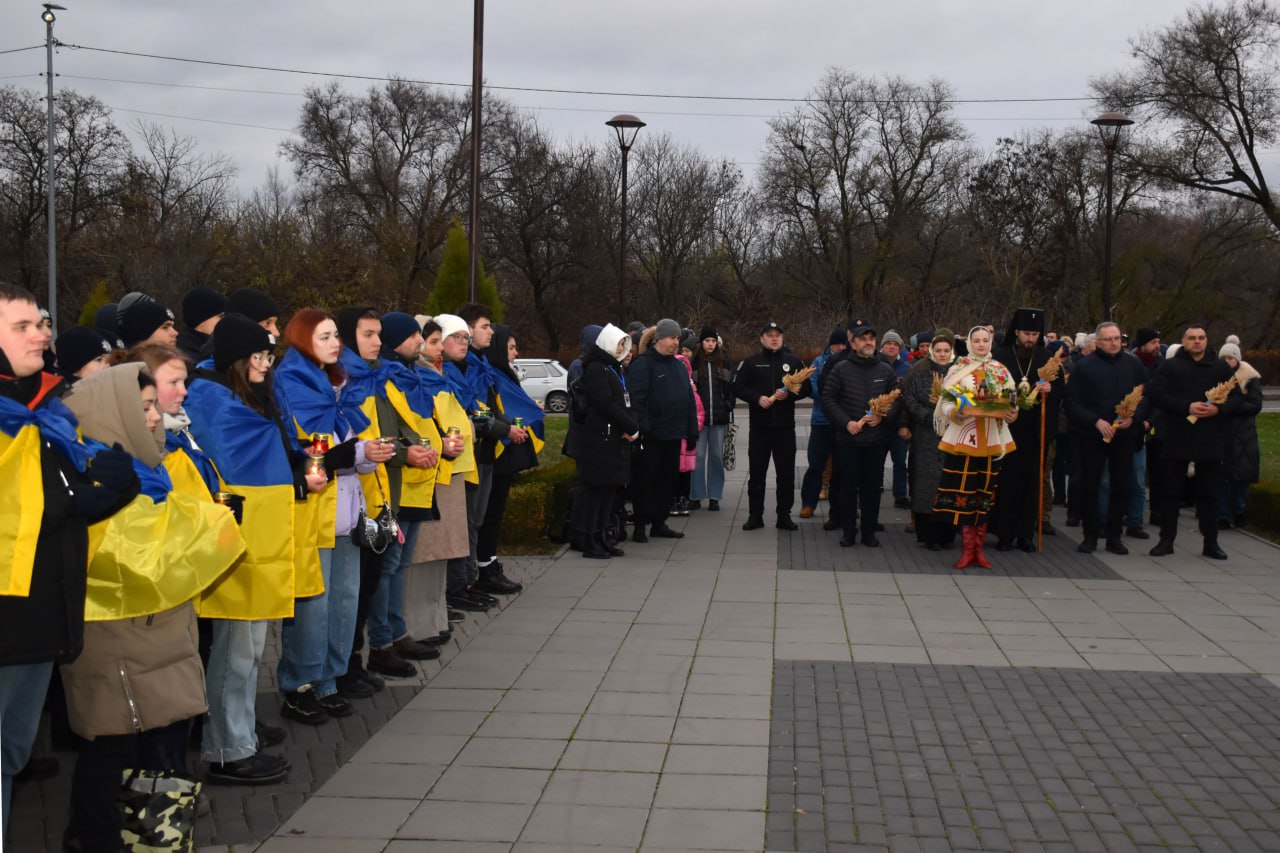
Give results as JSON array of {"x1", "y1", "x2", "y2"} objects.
[
  {"x1": 273, "y1": 348, "x2": 371, "y2": 595},
  {"x1": 185, "y1": 368, "x2": 301, "y2": 618},
  {"x1": 377, "y1": 353, "x2": 443, "y2": 509},
  {"x1": 0, "y1": 388, "x2": 92, "y2": 598},
  {"x1": 491, "y1": 366, "x2": 545, "y2": 458},
  {"x1": 337, "y1": 347, "x2": 398, "y2": 510},
  {"x1": 430, "y1": 357, "x2": 479, "y2": 484},
  {"x1": 61, "y1": 364, "x2": 245, "y2": 622}
]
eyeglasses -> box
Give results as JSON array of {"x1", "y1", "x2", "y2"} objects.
[
  {"x1": 250, "y1": 351, "x2": 275, "y2": 366},
  {"x1": 448, "y1": 333, "x2": 472, "y2": 342}
]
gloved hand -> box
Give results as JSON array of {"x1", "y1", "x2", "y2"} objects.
[
  {"x1": 77, "y1": 443, "x2": 141, "y2": 520},
  {"x1": 90, "y1": 443, "x2": 139, "y2": 493},
  {"x1": 323, "y1": 438, "x2": 358, "y2": 473}
]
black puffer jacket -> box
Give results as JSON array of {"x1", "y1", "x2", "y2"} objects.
[
  {"x1": 691, "y1": 353, "x2": 734, "y2": 427},
  {"x1": 733, "y1": 347, "x2": 809, "y2": 428},
  {"x1": 821, "y1": 352, "x2": 900, "y2": 447},
  {"x1": 628, "y1": 346, "x2": 697, "y2": 441},
  {"x1": 1065, "y1": 349, "x2": 1149, "y2": 442},
  {"x1": 1147, "y1": 347, "x2": 1239, "y2": 460}
]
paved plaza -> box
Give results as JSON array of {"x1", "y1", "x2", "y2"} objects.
[{"x1": 10, "y1": 421, "x2": 1280, "y2": 852}]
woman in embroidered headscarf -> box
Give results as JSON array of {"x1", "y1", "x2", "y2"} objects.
[
  {"x1": 272, "y1": 309, "x2": 394, "y2": 726},
  {"x1": 903, "y1": 328, "x2": 955, "y2": 551},
  {"x1": 60, "y1": 363, "x2": 244, "y2": 848},
  {"x1": 932, "y1": 326, "x2": 1017, "y2": 569}
]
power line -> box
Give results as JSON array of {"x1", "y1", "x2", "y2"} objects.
[
  {"x1": 0, "y1": 45, "x2": 42, "y2": 56},
  {"x1": 58, "y1": 41, "x2": 1098, "y2": 105},
  {"x1": 107, "y1": 105, "x2": 295, "y2": 133},
  {"x1": 61, "y1": 73, "x2": 303, "y2": 97}
]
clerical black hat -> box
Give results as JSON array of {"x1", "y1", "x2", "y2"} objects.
[{"x1": 1005, "y1": 307, "x2": 1046, "y2": 345}]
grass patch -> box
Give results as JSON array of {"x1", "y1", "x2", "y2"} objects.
[
  {"x1": 1249, "y1": 411, "x2": 1279, "y2": 543},
  {"x1": 498, "y1": 419, "x2": 574, "y2": 555},
  {"x1": 1258, "y1": 412, "x2": 1279, "y2": 484}
]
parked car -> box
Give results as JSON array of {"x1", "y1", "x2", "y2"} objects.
[{"x1": 515, "y1": 358, "x2": 569, "y2": 413}]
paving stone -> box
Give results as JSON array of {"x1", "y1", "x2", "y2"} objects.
[
  {"x1": 539, "y1": 769, "x2": 660, "y2": 807},
  {"x1": 520, "y1": 802, "x2": 649, "y2": 846},
  {"x1": 766, "y1": 660, "x2": 1280, "y2": 852}
]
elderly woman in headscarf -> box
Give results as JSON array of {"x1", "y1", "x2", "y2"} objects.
[
  {"x1": 59, "y1": 363, "x2": 243, "y2": 849},
  {"x1": 932, "y1": 326, "x2": 1017, "y2": 570},
  {"x1": 903, "y1": 327, "x2": 955, "y2": 551}
]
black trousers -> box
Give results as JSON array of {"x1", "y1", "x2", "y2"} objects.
[
  {"x1": 477, "y1": 470, "x2": 515, "y2": 564},
  {"x1": 571, "y1": 482, "x2": 618, "y2": 545},
  {"x1": 835, "y1": 443, "x2": 888, "y2": 535},
  {"x1": 1078, "y1": 435, "x2": 1135, "y2": 541},
  {"x1": 747, "y1": 425, "x2": 797, "y2": 517},
  {"x1": 352, "y1": 548, "x2": 384, "y2": 657},
  {"x1": 631, "y1": 438, "x2": 681, "y2": 527},
  {"x1": 66, "y1": 719, "x2": 190, "y2": 852},
  {"x1": 1157, "y1": 457, "x2": 1223, "y2": 545},
  {"x1": 990, "y1": 442, "x2": 1047, "y2": 544}
]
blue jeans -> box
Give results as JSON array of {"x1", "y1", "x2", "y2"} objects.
[
  {"x1": 203, "y1": 619, "x2": 268, "y2": 763},
  {"x1": 1098, "y1": 444, "x2": 1147, "y2": 528},
  {"x1": 1, "y1": 660, "x2": 53, "y2": 839},
  {"x1": 690, "y1": 424, "x2": 726, "y2": 501},
  {"x1": 1220, "y1": 480, "x2": 1249, "y2": 521},
  {"x1": 278, "y1": 538, "x2": 361, "y2": 698},
  {"x1": 368, "y1": 521, "x2": 422, "y2": 648},
  {"x1": 800, "y1": 424, "x2": 834, "y2": 509},
  {"x1": 887, "y1": 434, "x2": 909, "y2": 501}
]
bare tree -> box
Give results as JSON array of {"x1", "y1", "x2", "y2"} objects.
[{"x1": 1093, "y1": 0, "x2": 1280, "y2": 232}]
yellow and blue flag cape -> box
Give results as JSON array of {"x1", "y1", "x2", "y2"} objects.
[
  {"x1": 185, "y1": 375, "x2": 302, "y2": 617},
  {"x1": 0, "y1": 393, "x2": 91, "y2": 598},
  {"x1": 81, "y1": 438, "x2": 245, "y2": 621},
  {"x1": 492, "y1": 369, "x2": 546, "y2": 459}
]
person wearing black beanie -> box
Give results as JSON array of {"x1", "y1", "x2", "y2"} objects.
[
  {"x1": 54, "y1": 326, "x2": 114, "y2": 381},
  {"x1": 213, "y1": 313, "x2": 274, "y2": 372},
  {"x1": 119, "y1": 297, "x2": 179, "y2": 348},
  {"x1": 178, "y1": 287, "x2": 226, "y2": 360},
  {"x1": 379, "y1": 312, "x2": 421, "y2": 358},
  {"x1": 92, "y1": 303, "x2": 127, "y2": 351},
  {"x1": 226, "y1": 289, "x2": 281, "y2": 336}
]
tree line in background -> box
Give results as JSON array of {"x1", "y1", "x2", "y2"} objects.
[{"x1": 2, "y1": 0, "x2": 1279, "y2": 361}]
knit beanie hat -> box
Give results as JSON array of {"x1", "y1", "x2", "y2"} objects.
[
  {"x1": 654, "y1": 318, "x2": 681, "y2": 340},
  {"x1": 93, "y1": 303, "x2": 118, "y2": 334},
  {"x1": 214, "y1": 312, "x2": 274, "y2": 371},
  {"x1": 1133, "y1": 327, "x2": 1159, "y2": 349},
  {"x1": 699, "y1": 325, "x2": 718, "y2": 342},
  {"x1": 435, "y1": 313, "x2": 469, "y2": 341},
  {"x1": 1219, "y1": 343, "x2": 1242, "y2": 361},
  {"x1": 54, "y1": 326, "x2": 113, "y2": 376},
  {"x1": 827, "y1": 328, "x2": 847, "y2": 347},
  {"x1": 381, "y1": 312, "x2": 420, "y2": 352},
  {"x1": 882, "y1": 329, "x2": 904, "y2": 347},
  {"x1": 181, "y1": 286, "x2": 227, "y2": 329},
  {"x1": 1225, "y1": 334, "x2": 1240, "y2": 346},
  {"x1": 226, "y1": 288, "x2": 280, "y2": 323},
  {"x1": 917, "y1": 330, "x2": 934, "y2": 345},
  {"x1": 932, "y1": 327, "x2": 955, "y2": 346},
  {"x1": 119, "y1": 298, "x2": 175, "y2": 346}
]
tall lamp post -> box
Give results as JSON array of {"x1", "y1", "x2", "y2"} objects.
[
  {"x1": 606, "y1": 114, "x2": 645, "y2": 320},
  {"x1": 42, "y1": 3, "x2": 65, "y2": 328},
  {"x1": 467, "y1": 0, "x2": 483, "y2": 303},
  {"x1": 1091, "y1": 111, "x2": 1133, "y2": 323}
]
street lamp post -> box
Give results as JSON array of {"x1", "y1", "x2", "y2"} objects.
[
  {"x1": 42, "y1": 3, "x2": 65, "y2": 328},
  {"x1": 1091, "y1": 111, "x2": 1133, "y2": 323},
  {"x1": 467, "y1": 0, "x2": 483, "y2": 303},
  {"x1": 606, "y1": 114, "x2": 645, "y2": 320}
]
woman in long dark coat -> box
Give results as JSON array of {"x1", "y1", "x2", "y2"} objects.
[
  {"x1": 902, "y1": 328, "x2": 954, "y2": 550},
  {"x1": 1217, "y1": 343, "x2": 1262, "y2": 527},
  {"x1": 572, "y1": 324, "x2": 640, "y2": 559}
]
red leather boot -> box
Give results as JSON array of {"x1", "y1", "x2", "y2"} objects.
[
  {"x1": 972, "y1": 523, "x2": 993, "y2": 569},
  {"x1": 954, "y1": 525, "x2": 976, "y2": 570}
]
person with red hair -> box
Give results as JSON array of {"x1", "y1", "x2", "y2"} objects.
[{"x1": 272, "y1": 309, "x2": 394, "y2": 725}]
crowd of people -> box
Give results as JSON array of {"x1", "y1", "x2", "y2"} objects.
[
  {"x1": 0, "y1": 283, "x2": 544, "y2": 849},
  {"x1": 565, "y1": 311, "x2": 1263, "y2": 572},
  {"x1": 0, "y1": 280, "x2": 1266, "y2": 849}
]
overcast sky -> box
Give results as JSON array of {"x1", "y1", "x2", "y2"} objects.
[{"x1": 1, "y1": 1, "x2": 1210, "y2": 195}]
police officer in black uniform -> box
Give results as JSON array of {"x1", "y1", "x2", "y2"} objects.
[{"x1": 732, "y1": 322, "x2": 810, "y2": 531}]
